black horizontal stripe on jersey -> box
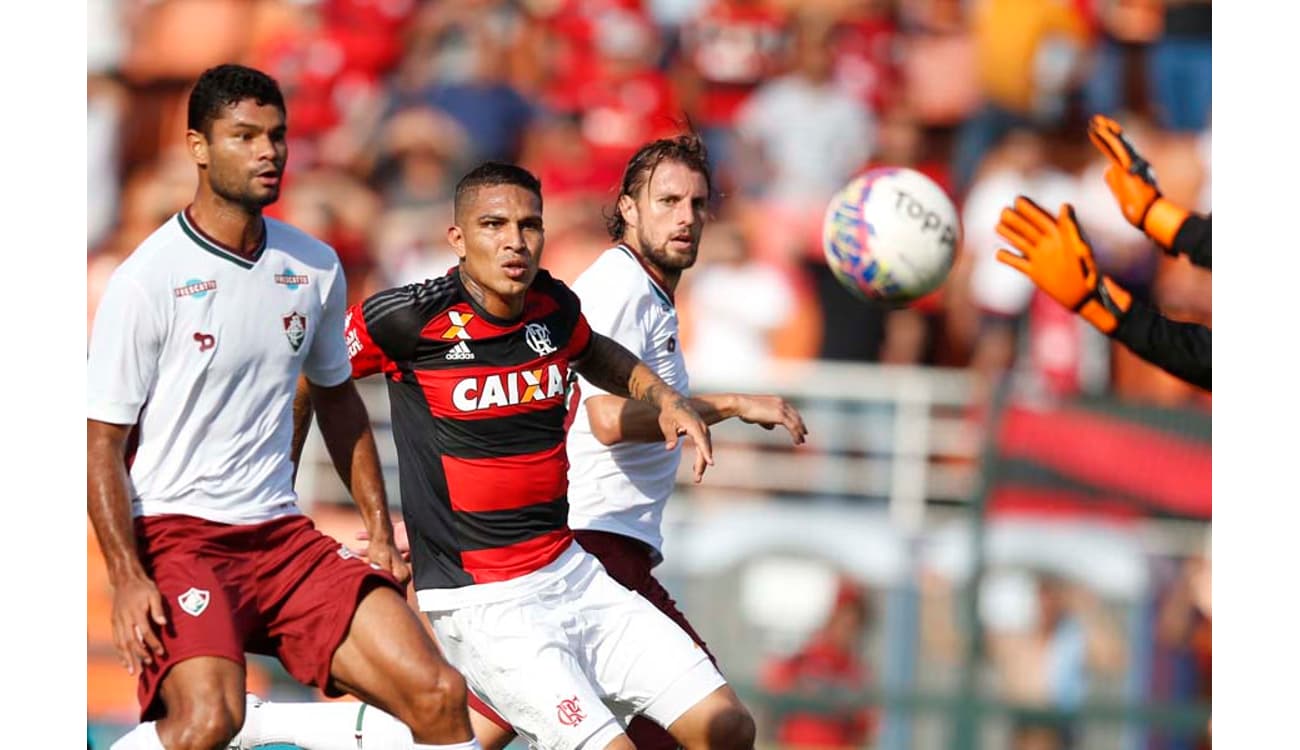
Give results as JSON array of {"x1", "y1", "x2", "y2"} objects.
[
  {"x1": 363, "y1": 276, "x2": 460, "y2": 362},
  {"x1": 385, "y1": 378, "x2": 475, "y2": 591},
  {"x1": 436, "y1": 403, "x2": 569, "y2": 458},
  {"x1": 453, "y1": 495, "x2": 570, "y2": 551},
  {"x1": 411, "y1": 308, "x2": 579, "y2": 367}
]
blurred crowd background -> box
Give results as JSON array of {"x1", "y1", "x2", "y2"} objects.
[{"x1": 87, "y1": 1, "x2": 1211, "y2": 749}]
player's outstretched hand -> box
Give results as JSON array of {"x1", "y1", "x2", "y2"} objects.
[
  {"x1": 658, "y1": 397, "x2": 714, "y2": 483},
  {"x1": 736, "y1": 395, "x2": 808, "y2": 446},
  {"x1": 111, "y1": 573, "x2": 167, "y2": 675},
  {"x1": 1087, "y1": 114, "x2": 1161, "y2": 229},
  {"x1": 356, "y1": 520, "x2": 412, "y2": 562},
  {"x1": 995, "y1": 196, "x2": 1131, "y2": 335}
]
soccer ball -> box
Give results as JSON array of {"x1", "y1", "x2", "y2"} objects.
[{"x1": 822, "y1": 167, "x2": 960, "y2": 305}]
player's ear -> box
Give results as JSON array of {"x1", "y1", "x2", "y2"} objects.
[
  {"x1": 186, "y1": 128, "x2": 210, "y2": 167},
  {"x1": 618, "y1": 194, "x2": 637, "y2": 230},
  {"x1": 447, "y1": 225, "x2": 467, "y2": 260}
]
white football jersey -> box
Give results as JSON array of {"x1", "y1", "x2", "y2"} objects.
[
  {"x1": 567, "y1": 245, "x2": 688, "y2": 559},
  {"x1": 87, "y1": 209, "x2": 352, "y2": 525}
]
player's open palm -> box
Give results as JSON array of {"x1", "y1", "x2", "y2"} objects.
[
  {"x1": 658, "y1": 399, "x2": 714, "y2": 483},
  {"x1": 737, "y1": 395, "x2": 808, "y2": 445},
  {"x1": 112, "y1": 574, "x2": 167, "y2": 675}
]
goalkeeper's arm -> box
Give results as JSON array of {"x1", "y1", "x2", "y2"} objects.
[
  {"x1": 1169, "y1": 213, "x2": 1211, "y2": 270},
  {"x1": 995, "y1": 196, "x2": 1211, "y2": 392},
  {"x1": 1111, "y1": 298, "x2": 1212, "y2": 390}
]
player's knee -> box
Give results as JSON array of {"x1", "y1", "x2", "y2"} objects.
[
  {"x1": 399, "y1": 667, "x2": 470, "y2": 737},
  {"x1": 705, "y1": 704, "x2": 755, "y2": 750},
  {"x1": 167, "y1": 698, "x2": 242, "y2": 750}
]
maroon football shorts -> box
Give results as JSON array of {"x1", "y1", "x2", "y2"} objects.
[
  {"x1": 131, "y1": 513, "x2": 402, "y2": 721},
  {"x1": 465, "y1": 528, "x2": 719, "y2": 745}
]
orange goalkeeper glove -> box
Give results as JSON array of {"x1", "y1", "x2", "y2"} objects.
[
  {"x1": 1087, "y1": 114, "x2": 1189, "y2": 250},
  {"x1": 995, "y1": 196, "x2": 1133, "y2": 335}
]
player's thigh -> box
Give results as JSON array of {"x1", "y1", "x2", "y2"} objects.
[
  {"x1": 470, "y1": 702, "x2": 518, "y2": 750},
  {"x1": 254, "y1": 517, "x2": 410, "y2": 699},
  {"x1": 135, "y1": 526, "x2": 251, "y2": 721},
  {"x1": 329, "y1": 583, "x2": 467, "y2": 721},
  {"x1": 469, "y1": 691, "x2": 518, "y2": 750},
  {"x1": 155, "y1": 656, "x2": 247, "y2": 740},
  {"x1": 663, "y1": 684, "x2": 755, "y2": 750},
  {"x1": 429, "y1": 600, "x2": 623, "y2": 750},
  {"x1": 580, "y1": 568, "x2": 727, "y2": 733}
]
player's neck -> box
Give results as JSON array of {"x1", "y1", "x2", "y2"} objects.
[
  {"x1": 459, "y1": 265, "x2": 525, "y2": 320},
  {"x1": 621, "y1": 239, "x2": 681, "y2": 294},
  {"x1": 187, "y1": 190, "x2": 266, "y2": 260}
]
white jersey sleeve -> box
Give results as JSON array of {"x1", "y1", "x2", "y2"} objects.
[
  {"x1": 571, "y1": 271, "x2": 651, "y2": 403},
  {"x1": 87, "y1": 269, "x2": 165, "y2": 425},
  {"x1": 301, "y1": 259, "x2": 352, "y2": 387}
]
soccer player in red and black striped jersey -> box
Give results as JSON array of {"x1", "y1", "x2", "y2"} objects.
[{"x1": 238, "y1": 163, "x2": 754, "y2": 750}]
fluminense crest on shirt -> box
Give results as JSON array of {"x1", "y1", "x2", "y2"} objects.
[
  {"x1": 283, "y1": 311, "x2": 307, "y2": 351},
  {"x1": 178, "y1": 587, "x2": 210, "y2": 617}
]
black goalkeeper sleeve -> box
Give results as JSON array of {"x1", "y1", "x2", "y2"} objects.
[
  {"x1": 1111, "y1": 297, "x2": 1211, "y2": 391},
  {"x1": 1171, "y1": 213, "x2": 1211, "y2": 269}
]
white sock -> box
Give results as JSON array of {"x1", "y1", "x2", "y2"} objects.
[
  {"x1": 414, "y1": 741, "x2": 482, "y2": 750},
  {"x1": 239, "y1": 698, "x2": 413, "y2": 749},
  {"x1": 110, "y1": 723, "x2": 164, "y2": 750}
]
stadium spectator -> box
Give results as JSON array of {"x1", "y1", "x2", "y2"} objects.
[
  {"x1": 952, "y1": 0, "x2": 1090, "y2": 194},
  {"x1": 1150, "y1": 545, "x2": 1212, "y2": 750},
  {"x1": 1149, "y1": 0, "x2": 1212, "y2": 133},
  {"x1": 733, "y1": 12, "x2": 875, "y2": 217},
  {"x1": 759, "y1": 578, "x2": 877, "y2": 750},
  {"x1": 677, "y1": 0, "x2": 790, "y2": 186},
  {"x1": 680, "y1": 220, "x2": 798, "y2": 382}
]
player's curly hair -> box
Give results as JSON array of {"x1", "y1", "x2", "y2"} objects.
[
  {"x1": 606, "y1": 134, "x2": 713, "y2": 242},
  {"x1": 454, "y1": 162, "x2": 543, "y2": 220},
  {"x1": 187, "y1": 64, "x2": 286, "y2": 137}
]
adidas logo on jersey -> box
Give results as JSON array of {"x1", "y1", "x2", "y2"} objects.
[{"x1": 446, "y1": 341, "x2": 475, "y2": 361}]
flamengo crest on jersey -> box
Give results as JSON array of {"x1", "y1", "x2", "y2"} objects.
[{"x1": 525, "y1": 322, "x2": 557, "y2": 356}]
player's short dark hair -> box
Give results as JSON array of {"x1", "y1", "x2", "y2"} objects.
[
  {"x1": 454, "y1": 162, "x2": 544, "y2": 218},
  {"x1": 187, "y1": 64, "x2": 286, "y2": 137},
  {"x1": 606, "y1": 134, "x2": 712, "y2": 241}
]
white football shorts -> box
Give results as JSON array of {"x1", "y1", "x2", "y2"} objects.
[{"x1": 425, "y1": 543, "x2": 726, "y2": 750}]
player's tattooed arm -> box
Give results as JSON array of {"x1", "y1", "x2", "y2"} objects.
[{"x1": 573, "y1": 333, "x2": 715, "y2": 481}]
